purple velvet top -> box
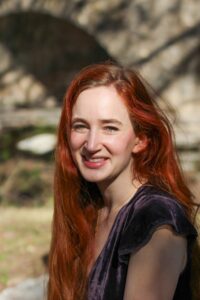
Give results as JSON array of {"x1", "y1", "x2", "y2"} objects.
[{"x1": 87, "y1": 185, "x2": 197, "y2": 300}]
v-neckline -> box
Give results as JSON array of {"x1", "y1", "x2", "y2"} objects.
[{"x1": 88, "y1": 184, "x2": 147, "y2": 278}]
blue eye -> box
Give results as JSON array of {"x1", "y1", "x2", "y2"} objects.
[
  {"x1": 104, "y1": 126, "x2": 119, "y2": 132},
  {"x1": 71, "y1": 124, "x2": 88, "y2": 132}
]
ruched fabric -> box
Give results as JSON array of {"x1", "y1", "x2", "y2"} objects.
[{"x1": 87, "y1": 185, "x2": 197, "y2": 300}]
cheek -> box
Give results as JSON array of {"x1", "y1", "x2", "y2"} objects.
[
  {"x1": 70, "y1": 133, "x2": 85, "y2": 151},
  {"x1": 106, "y1": 132, "x2": 136, "y2": 154}
]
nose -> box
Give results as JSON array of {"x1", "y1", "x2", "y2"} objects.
[{"x1": 84, "y1": 129, "x2": 101, "y2": 153}]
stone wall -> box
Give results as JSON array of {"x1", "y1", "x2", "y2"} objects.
[{"x1": 0, "y1": 0, "x2": 199, "y2": 170}]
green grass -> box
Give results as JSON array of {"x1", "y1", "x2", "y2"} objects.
[{"x1": 0, "y1": 272, "x2": 9, "y2": 286}]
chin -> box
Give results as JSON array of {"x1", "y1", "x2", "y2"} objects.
[
  {"x1": 78, "y1": 165, "x2": 106, "y2": 180},
  {"x1": 81, "y1": 172, "x2": 116, "y2": 187},
  {"x1": 79, "y1": 170, "x2": 105, "y2": 183},
  {"x1": 81, "y1": 175, "x2": 105, "y2": 183}
]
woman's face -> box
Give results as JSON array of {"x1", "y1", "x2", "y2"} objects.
[{"x1": 70, "y1": 85, "x2": 140, "y2": 185}]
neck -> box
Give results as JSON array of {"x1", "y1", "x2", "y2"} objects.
[{"x1": 97, "y1": 177, "x2": 143, "y2": 216}]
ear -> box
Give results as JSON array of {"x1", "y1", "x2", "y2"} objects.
[{"x1": 132, "y1": 135, "x2": 148, "y2": 154}]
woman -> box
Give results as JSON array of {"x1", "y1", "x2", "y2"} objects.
[{"x1": 48, "y1": 62, "x2": 197, "y2": 300}]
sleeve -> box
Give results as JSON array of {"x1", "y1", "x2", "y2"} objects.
[{"x1": 118, "y1": 194, "x2": 198, "y2": 264}]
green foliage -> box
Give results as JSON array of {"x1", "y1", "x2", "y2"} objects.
[
  {"x1": 0, "y1": 271, "x2": 9, "y2": 286},
  {"x1": 0, "y1": 254, "x2": 6, "y2": 262},
  {"x1": 6, "y1": 167, "x2": 50, "y2": 206}
]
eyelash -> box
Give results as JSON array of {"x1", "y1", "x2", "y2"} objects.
[
  {"x1": 104, "y1": 126, "x2": 119, "y2": 132},
  {"x1": 72, "y1": 124, "x2": 87, "y2": 130},
  {"x1": 71, "y1": 124, "x2": 119, "y2": 132}
]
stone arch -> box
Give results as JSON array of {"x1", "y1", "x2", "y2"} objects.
[{"x1": 0, "y1": 11, "x2": 112, "y2": 109}]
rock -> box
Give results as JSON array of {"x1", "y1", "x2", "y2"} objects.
[
  {"x1": 0, "y1": 43, "x2": 13, "y2": 73},
  {"x1": 0, "y1": 276, "x2": 48, "y2": 300},
  {"x1": 179, "y1": 151, "x2": 200, "y2": 173},
  {"x1": 174, "y1": 130, "x2": 200, "y2": 149},
  {"x1": 0, "y1": 70, "x2": 48, "y2": 108},
  {"x1": 0, "y1": 108, "x2": 61, "y2": 129},
  {"x1": 19, "y1": 75, "x2": 46, "y2": 103},
  {"x1": 179, "y1": 102, "x2": 200, "y2": 124},
  {"x1": 17, "y1": 133, "x2": 56, "y2": 155}
]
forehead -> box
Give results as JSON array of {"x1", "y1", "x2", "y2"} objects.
[{"x1": 72, "y1": 86, "x2": 131, "y2": 122}]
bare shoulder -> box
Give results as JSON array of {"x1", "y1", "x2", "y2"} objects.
[
  {"x1": 123, "y1": 226, "x2": 187, "y2": 300},
  {"x1": 150, "y1": 225, "x2": 187, "y2": 250}
]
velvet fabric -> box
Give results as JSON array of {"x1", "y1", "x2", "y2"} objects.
[{"x1": 87, "y1": 185, "x2": 197, "y2": 300}]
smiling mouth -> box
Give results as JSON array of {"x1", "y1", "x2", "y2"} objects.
[{"x1": 82, "y1": 156, "x2": 108, "y2": 168}]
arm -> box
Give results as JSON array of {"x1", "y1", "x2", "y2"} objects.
[{"x1": 123, "y1": 226, "x2": 187, "y2": 300}]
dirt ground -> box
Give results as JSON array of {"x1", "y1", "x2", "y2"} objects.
[{"x1": 0, "y1": 205, "x2": 52, "y2": 291}]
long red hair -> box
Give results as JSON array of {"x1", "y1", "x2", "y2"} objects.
[{"x1": 47, "y1": 62, "x2": 195, "y2": 300}]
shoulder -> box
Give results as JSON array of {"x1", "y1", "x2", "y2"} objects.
[
  {"x1": 118, "y1": 185, "x2": 197, "y2": 262},
  {"x1": 126, "y1": 185, "x2": 191, "y2": 231},
  {"x1": 129, "y1": 185, "x2": 194, "y2": 227},
  {"x1": 123, "y1": 226, "x2": 187, "y2": 300},
  {"x1": 133, "y1": 184, "x2": 184, "y2": 212}
]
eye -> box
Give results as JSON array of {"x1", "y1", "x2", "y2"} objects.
[
  {"x1": 104, "y1": 126, "x2": 119, "y2": 133},
  {"x1": 71, "y1": 123, "x2": 88, "y2": 132}
]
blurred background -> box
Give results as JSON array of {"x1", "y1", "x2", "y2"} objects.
[{"x1": 0, "y1": 0, "x2": 199, "y2": 299}]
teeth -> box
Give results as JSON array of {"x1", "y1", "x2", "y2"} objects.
[{"x1": 86, "y1": 158, "x2": 105, "y2": 162}]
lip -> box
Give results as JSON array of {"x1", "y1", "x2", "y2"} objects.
[{"x1": 82, "y1": 156, "x2": 108, "y2": 169}]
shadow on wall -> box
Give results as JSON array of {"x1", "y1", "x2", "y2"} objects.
[{"x1": 0, "y1": 11, "x2": 112, "y2": 106}]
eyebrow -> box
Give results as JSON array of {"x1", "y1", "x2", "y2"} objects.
[{"x1": 71, "y1": 117, "x2": 122, "y2": 126}]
